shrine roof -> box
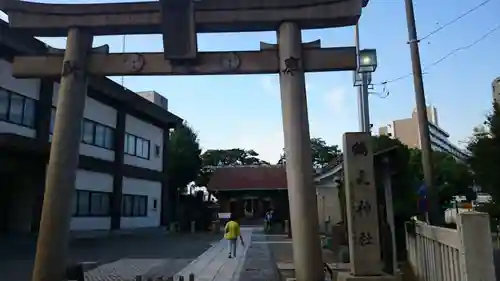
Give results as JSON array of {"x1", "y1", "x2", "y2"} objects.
[
  {"x1": 314, "y1": 146, "x2": 399, "y2": 182},
  {"x1": 207, "y1": 165, "x2": 288, "y2": 192}
]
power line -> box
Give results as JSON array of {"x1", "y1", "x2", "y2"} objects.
[
  {"x1": 375, "y1": 23, "x2": 500, "y2": 86},
  {"x1": 418, "y1": 0, "x2": 495, "y2": 42}
]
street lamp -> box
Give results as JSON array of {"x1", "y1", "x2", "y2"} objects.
[
  {"x1": 353, "y1": 48, "x2": 378, "y2": 133},
  {"x1": 358, "y1": 49, "x2": 378, "y2": 73},
  {"x1": 353, "y1": 71, "x2": 372, "y2": 87}
]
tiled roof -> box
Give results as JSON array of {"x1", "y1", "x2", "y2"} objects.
[{"x1": 207, "y1": 165, "x2": 287, "y2": 191}]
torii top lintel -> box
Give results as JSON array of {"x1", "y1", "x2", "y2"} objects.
[
  {"x1": 1, "y1": 0, "x2": 366, "y2": 59},
  {"x1": 0, "y1": 0, "x2": 365, "y2": 36}
]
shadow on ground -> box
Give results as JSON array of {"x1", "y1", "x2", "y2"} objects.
[{"x1": 0, "y1": 232, "x2": 220, "y2": 281}]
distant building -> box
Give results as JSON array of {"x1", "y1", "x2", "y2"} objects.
[
  {"x1": 137, "y1": 91, "x2": 169, "y2": 112},
  {"x1": 378, "y1": 106, "x2": 469, "y2": 162},
  {"x1": 493, "y1": 76, "x2": 500, "y2": 106},
  {"x1": 207, "y1": 166, "x2": 289, "y2": 221}
]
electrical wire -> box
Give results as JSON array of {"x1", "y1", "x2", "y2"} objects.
[
  {"x1": 375, "y1": 23, "x2": 500, "y2": 86},
  {"x1": 418, "y1": 0, "x2": 495, "y2": 42}
]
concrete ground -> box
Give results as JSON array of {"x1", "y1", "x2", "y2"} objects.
[
  {"x1": 0, "y1": 231, "x2": 220, "y2": 281},
  {"x1": 262, "y1": 232, "x2": 342, "y2": 281}
]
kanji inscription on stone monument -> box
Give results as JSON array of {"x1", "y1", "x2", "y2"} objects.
[{"x1": 343, "y1": 132, "x2": 382, "y2": 276}]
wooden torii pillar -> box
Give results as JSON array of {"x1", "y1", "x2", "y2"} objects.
[{"x1": 0, "y1": 1, "x2": 367, "y2": 281}]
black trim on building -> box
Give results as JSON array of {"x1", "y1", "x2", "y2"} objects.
[
  {"x1": 35, "y1": 80, "x2": 53, "y2": 144},
  {"x1": 161, "y1": 127, "x2": 170, "y2": 226},
  {"x1": 111, "y1": 108, "x2": 126, "y2": 230}
]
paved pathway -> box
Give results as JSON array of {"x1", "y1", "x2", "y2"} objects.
[
  {"x1": 175, "y1": 227, "x2": 255, "y2": 281},
  {"x1": 0, "y1": 231, "x2": 218, "y2": 281}
]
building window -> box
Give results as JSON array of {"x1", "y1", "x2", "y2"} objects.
[
  {"x1": 81, "y1": 119, "x2": 115, "y2": 150},
  {"x1": 73, "y1": 190, "x2": 111, "y2": 217},
  {"x1": 50, "y1": 108, "x2": 115, "y2": 150},
  {"x1": 122, "y1": 194, "x2": 148, "y2": 217},
  {"x1": 0, "y1": 87, "x2": 36, "y2": 128},
  {"x1": 124, "y1": 133, "x2": 150, "y2": 159}
]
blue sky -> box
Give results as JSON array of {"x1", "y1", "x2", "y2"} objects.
[{"x1": 3, "y1": 0, "x2": 500, "y2": 163}]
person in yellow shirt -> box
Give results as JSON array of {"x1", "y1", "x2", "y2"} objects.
[{"x1": 224, "y1": 214, "x2": 244, "y2": 258}]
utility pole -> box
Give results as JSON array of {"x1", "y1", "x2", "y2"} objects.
[
  {"x1": 404, "y1": 0, "x2": 441, "y2": 225},
  {"x1": 354, "y1": 23, "x2": 371, "y2": 133}
]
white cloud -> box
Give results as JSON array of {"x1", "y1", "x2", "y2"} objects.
[
  {"x1": 323, "y1": 87, "x2": 347, "y2": 116},
  {"x1": 260, "y1": 76, "x2": 313, "y2": 96},
  {"x1": 233, "y1": 127, "x2": 284, "y2": 164},
  {"x1": 198, "y1": 122, "x2": 284, "y2": 164},
  {"x1": 0, "y1": 12, "x2": 7, "y2": 22},
  {"x1": 261, "y1": 76, "x2": 278, "y2": 95}
]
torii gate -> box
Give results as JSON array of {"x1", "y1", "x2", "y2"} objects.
[{"x1": 0, "y1": 1, "x2": 367, "y2": 281}]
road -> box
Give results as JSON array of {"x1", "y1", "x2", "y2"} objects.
[{"x1": 0, "y1": 231, "x2": 220, "y2": 281}]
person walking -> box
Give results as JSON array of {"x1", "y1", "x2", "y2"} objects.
[
  {"x1": 225, "y1": 213, "x2": 244, "y2": 258},
  {"x1": 264, "y1": 210, "x2": 271, "y2": 232}
]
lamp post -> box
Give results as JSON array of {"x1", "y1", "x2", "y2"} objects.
[
  {"x1": 353, "y1": 48, "x2": 377, "y2": 133},
  {"x1": 353, "y1": 23, "x2": 378, "y2": 134}
]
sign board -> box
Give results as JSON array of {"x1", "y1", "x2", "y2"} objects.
[{"x1": 218, "y1": 212, "x2": 231, "y2": 219}]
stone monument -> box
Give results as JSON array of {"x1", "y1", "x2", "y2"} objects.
[{"x1": 338, "y1": 132, "x2": 396, "y2": 281}]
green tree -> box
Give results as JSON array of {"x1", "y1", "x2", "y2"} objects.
[
  {"x1": 372, "y1": 135, "x2": 417, "y2": 219},
  {"x1": 277, "y1": 137, "x2": 341, "y2": 170},
  {"x1": 168, "y1": 122, "x2": 202, "y2": 194},
  {"x1": 468, "y1": 103, "x2": 500, "y2": 204},
  {"x1": 196, "y1": 148, "x2": 270, "y2": 187},
  {"x1": 408, "y1": 149, "x2": 475, "y2": 206}
]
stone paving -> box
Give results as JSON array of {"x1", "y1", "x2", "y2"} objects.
[
  {"x1": 0, "y1": 231, "x2": 219, "y2": 281},
  {"x1": 175, "y1": 227, "x2": 254, "y2": 281},
  {"x1": 237, "y1": 232, "x2": 281, "y2": 281},
  {"x1": 0, "y1": 227, "x2": 286, "y2": 281}
]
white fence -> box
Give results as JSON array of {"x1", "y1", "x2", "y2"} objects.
[{"x1": 405, "y1": 212, "x2": 496, "y2": 281}]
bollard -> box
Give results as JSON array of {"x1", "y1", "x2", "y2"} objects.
[
  {"x1": 189, "y1": 273, "x2": 195, "y2": 281},
  {"x1": 66, "y1": 263, "x2": 84, "y2": 281},
  {"x1": 284, "y1": 220, "x2": 289, "y2": 234},
  {"x1": 190, "y1": 221, "x2": 196, "y2": 233},
  {"x1": 212, "y1": 221, "x2": 220, "y2": 234}
]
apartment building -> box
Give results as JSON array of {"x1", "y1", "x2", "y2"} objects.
[
  {"x1": 378, "y1": 106, "x2": 469, "y2": 162},
  {"x1": 0, "y1": 21, "x2": 182, "y2": 234},
  {"x1": 493, "y1": 76, "x2": 500, "y2": 106}
]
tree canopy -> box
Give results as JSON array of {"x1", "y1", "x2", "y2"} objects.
[
  {"x1": 277, "y1": 137, "x2": 341, "y2": 170},
  {"x1": 167, "y1": 122, "x2": 202, "y2": 193},
  {"x1": 196, "y1": 148, "x2": 270, "y2": 187},
  {"x1": 468, "y1": 103, "x2": 500, "y2": 203},
  {"x1": 369, "y1": 135, "x2": 474, "y2": 219},
  {"x1": 408, "y1": 149, "x2": 475, "y2": 206}
]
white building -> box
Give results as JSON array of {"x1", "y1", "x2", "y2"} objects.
[
  {"x1": 378, "y1": 106, "x2": 469, "y2": 162},
  {"x1": 0, "y1": 21, "x2": 182, "y2": 234}
]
